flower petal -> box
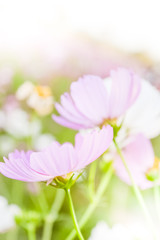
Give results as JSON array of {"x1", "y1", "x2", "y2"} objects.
[
  {"x1": 123, "y1": 80, "x2": 160, "y2": 138},
  {"x1": 1, "y1": 127, "x2": 113, "y2": 182},
  {"x1": 74, "y1": 125, "x2": 113, "y2": 170},
  {"x1": 53, "y1": 92, "x2": 93, "y2": 128},
  {"x1": 52, "y1": 115, "x2": 86, "y2": 130},
  {"x1": 70, "y1": 75, "x2": 109, "y2": 124},
  {"x1": 0, "y1": 150, "x2": 50, "y2": 182},
  {"x1": 108, "y1": 68, "x2": 141, "y2": 118},
  {"x1": 30, "y1": 141, "x2": 78, "y2": 178},
  {"x1": 53, "y1": 75, "x2": 110, "y2": 129}
]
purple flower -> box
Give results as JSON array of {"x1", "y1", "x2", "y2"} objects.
[
  {"x1": 0, "y1": 126, "x2": 113, "y2": 182},
  {"x1": 52, "y1": 68, "x2": 141, "y2": 130}
]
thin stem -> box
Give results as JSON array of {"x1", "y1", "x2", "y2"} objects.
[
  {"x1": 42, "y1": 189, "x2": 65, "y2": 240},
  {"x1": 29, "y1": 184, "x2": 48, "y2": 213},
  {"x1": 113, "y1": 138, "x2": 157, "y2": 239},
  {"x1": 88, "y1": 161, "x2": 97, "y2": 201},
  {"x1": 66, "y1": 165, "x2": 113, "y2": 240},
  {"x1": 154, "y1": 182, "x2": 160, "y2": 222},
  {"x1": 38, "y1": 187, "x2": 49, "y2": 213},
  {"x1": 65, "y1": 188, "x2": 84, "y2": 240},
  {"x1": 27, "y1": 225, "x2": 36, "y2": 240}
]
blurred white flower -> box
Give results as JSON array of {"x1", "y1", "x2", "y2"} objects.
[
  {"x1": 6, "y1": 109, "x2": 41, "y2": 138},
  {"x1": 27, "y1": 91, "x2": 53, "y2": 116},
  {"x1": 0, "y1": 108, "x2": 41, "y2": 138},
  {"x1": 89, "y1": 221, "x2": 154, "y2": 240},
  {"x1": 33, "y1": 133, "x2": 55, "y2": 151},
  {"x1": 0, "y1": 135, "x2": 16, "y2": 155},
  {"x1": 0, "y1": 196, "x2": 21, "y2": 233},
  {"x1": 6, "y1": 110, "x2": 29, "y2": 137},
  {"x1": 16, "y1": 81, "x2": 34, "y2": 100},
  {"x1": 16, "y1": 82, "x2": 54, "y2": 115}
]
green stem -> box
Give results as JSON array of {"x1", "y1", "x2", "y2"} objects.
[
  {"x1": 88, "y1": 161, "x2": 97, "y2": 201},
  {"x1": 42, "y1": 189, "x2": 65, "y2": 240},
  {"x1": 29, "y1": 184, "x2": 48, "y2": 213},
  {"x1": 65, "y1": 188, "x2": 84, "y2": 240},
  {"x1": 27, "y1": 225, "x2": 36, "y2": 240},
  {"x1": 38, "y1": 187, "x2": 49, "y2": 213},
  {"x1": 66, "y1": 165, "x2": 113, "y2": 240},
  {"x1": 113, "y1": 138, "x2": 157, "y2": 239}
]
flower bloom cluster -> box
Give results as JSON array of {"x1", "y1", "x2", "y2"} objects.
[
  {"x1": 53, "y1": 68, "x2": 160, "y2": 189},
  {"x1": 0, "y1": 67, "x2": 160, "y2": 239},
  {"x1": 1, "y1": 67, "x2": 160, "y2": 189}
]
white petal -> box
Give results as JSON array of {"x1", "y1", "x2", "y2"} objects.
[{"x1": 123, "y1": 80, "x2": 160, "y2": 138}]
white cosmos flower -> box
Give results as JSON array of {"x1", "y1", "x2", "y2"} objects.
[
  {"x1": 123, "y1": 79, "x2": 160, "y2": 139},
  {"x1": 0, "y1": 196, "x2": 21, "y2": 233},
  {"x1": 88, "y1": 221, "x2": 154, "y2": 240}
]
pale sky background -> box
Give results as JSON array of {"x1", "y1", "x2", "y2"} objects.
[{"x1": 0, "y1": 0, "x2": 159, "y2": 61}]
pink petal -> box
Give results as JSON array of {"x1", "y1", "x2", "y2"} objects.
[
  {"x1": 0, "y1": 150, "x2": 51, "y2": 182},
  {"x1": 1, "y1": 127, "x2": 113, "y2": 182},
  {"x1": 52, "y1": 115, "x2": 88, "y2": 130},
  {"x1": 109, "y1": 68, "x2": 141, "y2": 118},
  {"x1": 30, "y1": 141, "x2": 78, "y2": 178},
  {"x1": 54, "y1": 101, "x2": 93, "y2": 128},
  {"x1": 70, "y1": 75, "x2": 109, "y2": 124},
  {"x1": 74, "y1": 125, "x2": 113, "y2": 170},
  {"x1": 114, "y1": 134, "x2": 155, "y2": 189},
  {"x1": 60, "y1": 93, "x2": 93, "y2": 126}
]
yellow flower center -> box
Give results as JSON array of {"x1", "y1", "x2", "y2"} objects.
[
  {"x1": 100, "y1": 118, "x2": 117, "y2": 128},
  {"x1": 58, "y1": 172, "x2": 73, "y2": 181},
  {"x1": 35, "y1": 86, "x2": 52, "y2": 98}
]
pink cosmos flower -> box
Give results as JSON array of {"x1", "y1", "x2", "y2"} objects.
[
  {"x1": 0, "y1": 126, "x2": 113, "y2": 182},
  {"x1": 113, "y1": 134, "x2": 156, "y2": 189},
  {"x1": 52, "y1": 68, "x2": 141, "y2": 130}
]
